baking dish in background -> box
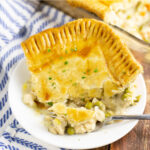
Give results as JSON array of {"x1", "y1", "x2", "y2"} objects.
[{"x1": 43, "y1": 0, "x2": 150, "y2": 59}]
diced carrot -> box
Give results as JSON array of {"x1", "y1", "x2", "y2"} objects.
[
  {"x1": 145, "y1": 3, "x2": 150, "y2": 11},
  {"x1": 140, "y1": 11, "x2": 146, "y2": 16}
]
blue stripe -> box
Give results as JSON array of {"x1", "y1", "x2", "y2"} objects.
[
  {"x1": 54, "y1": 13, "x2": 66, "y2": 28},
  {"x1": 16, "y1": 128, "x2": 30, "y2": 135},
  {"x1": 22, "y1": 0, "x2": 38, "y2": 9},
  {"x1": 0, "y1": 5, "x2": 72, "y2": 150},
  {"x1": 7, "y1": 145, "x2": 19, "y2": 150},
  {"x1": 5, "y1": 54, "x2": 24, "y2": 72},
  {"x1": 0, "y1": 45, "x2": 21, "y2": 73},
  {"x1": 7, "y1": 0, "x2": 28, "y2": 21},
  {"x1": 5, "y1": 5, "x2": 46, "y2": 43},
  {"x1": 7, "y1": 145, "x2": 11, "y2": 150},
  {"x1": 0, "y1": 4, "x2": 21, "y2": 28},
  {"x1": 0, "y1": 72, "x2": 8, "y2": 91},
  {"x1": 8, "y1": 26, "x2": 28, "y2": 43},
  {"x1": 9, "y1": 120, "x2": 30, "y2": 135},
  {"x1": 0, "y1": 139, "x2": 19, "y2": 150},
  {"x1": 27, "y1": 7, "x2": 51, "y2": 37},
  {"x1": 0, "y1": 142, "x2": 8, "y2": 149},
  {"x1": 0, "y1": 92, "x2": 8, "y2": 111},
  {"x1": 37, "y1": 10, "x2": 59, "y2": 33},
  {"x1": 0, "y1": 108, "x2": 12, "y2": 127},
  {"x1": 3, "y1": 132, "x2": 47, "y2": 150},
  {"x1": 1, "y1": 6, "x2": 62, "y2": 45},
  {"x1": 10, "y1": 119, "x2": 19, "y2": 128},
  {"x1": 0, "y1": 18, "x2": 15, "y2": 35},
  {"x1": 0, "y1": 33, "x2": 9, "y2": 44},
  {"x1": 9, "y1": 119, "x2": 30, "y2": 135},
  {"x1": 0, "y1": 54, "x2": 24, "y2": 92},
  {"x1": 13, "y1": 0, "x2": 33, "y2": 14},
  {"x1": 0, "y1": 142, "x2": 5, "y2": 146}
]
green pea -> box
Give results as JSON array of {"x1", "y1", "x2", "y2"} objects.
[
  {"x1": 48, "y1": 49, "x2": 51, "y2": 52},
  {"x1": 121, "y1": 93, "x2": 128, "y2": 101},
  {"x1": 94, "y1": 101, "x2": 105, "y2": 111},
  {"x1": 94, "y1": 68, "x2": 98, "y2": 73},
  {"x1": 124, "y1": 88, "x2": 131, "y2": 94},
  {"x1": 122, "y1": 87, "x2": 132, "y2": 101},
  {"x1": 67, "y1": 127, "x2": 75, "y2": 135},
  {"x1": 48, "y1": 77, "x2": 52, "y2": 80},
  {"x1": 105, "y1": 111, "x2": 112, "y2": 118},
  {"x1": 85, "y1": 102, "x2": 93, "y2": 109},
  {"x1": 134, "y1": 95, "x2": 141, "y2": 102},
  {"x1": 94, "y1": 101, "x2": 102, "y2": 107},
  {"x1": 48, "y1": 102, "x2": 53, "y2": 106},
  {"x1": 64, "y1": 61, "x2": 68, "y2": 65}
]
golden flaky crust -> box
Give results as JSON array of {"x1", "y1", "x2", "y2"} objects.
[
  {"x1": 21, "y1": 19, "x2": 143, "y2": 87},
  {"x1": 67, "y1": 0, "x2": 108, "y2": 19},
  {"x1": 67, "y1": 0, "x2": 123, "y2": 19}
]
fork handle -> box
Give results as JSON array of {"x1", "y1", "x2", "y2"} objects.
[{"x1": 112, "y1": 114, "x2": 150, "y2": 120}]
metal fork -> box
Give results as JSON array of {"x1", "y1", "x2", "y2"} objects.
[{"x1": 97, "y1": 114, "x2": 150, "y2": 129}]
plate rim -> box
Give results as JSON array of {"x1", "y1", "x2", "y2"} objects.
[{"x1": 8, "y1": 59, "x2": 147, "y2": 149}]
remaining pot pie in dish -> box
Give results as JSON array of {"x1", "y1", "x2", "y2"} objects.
[
  {"x1": 67, "y1": 0, "x2": 150, "y2": 43},
  {"x1": 21, "y1": 19, "x2": 143, "y2": 135}
]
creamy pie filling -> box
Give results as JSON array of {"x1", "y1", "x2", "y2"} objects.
[
  {"x1": 22, "y1": 78, "x2": 140, "y2": 135},
  {"x1": 104, "y1": 0, "x2": 150, "y2": 42}
]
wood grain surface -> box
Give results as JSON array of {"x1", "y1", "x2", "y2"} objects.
[
  {"x1": 110, "y1": 51, "x2": 150, "y2": 150},
  {"x1": 43, "y1": 1, "x2": 150, "y2": 150}
]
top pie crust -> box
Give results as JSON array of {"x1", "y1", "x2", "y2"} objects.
[{"x1": 21, "y1": 19, "x2": 142, "y2": 102}]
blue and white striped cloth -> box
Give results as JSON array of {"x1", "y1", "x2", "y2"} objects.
[{"x1": 0, "y1": 0, "x2": 73, "y2": 149}]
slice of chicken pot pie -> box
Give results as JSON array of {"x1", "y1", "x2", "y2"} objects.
[
  {"x1": 67, "y1": 0, "x2": 150, "y2": 42},
  {"x1": 21, "y1": 19, "x2": 143, "y2": 135}
]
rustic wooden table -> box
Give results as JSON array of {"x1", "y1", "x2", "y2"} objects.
[{"x1": 43, "y1": 1, "x2": 150, "y2": 149}]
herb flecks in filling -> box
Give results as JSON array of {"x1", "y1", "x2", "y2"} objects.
[
  {"x1": 62, "y1": 69, "x2": 66, "y2": 72},
  {"x1": 48, "y1": 102, "x2": 53, "y2": 106},
  {"x1": 94, "y1": 68, "x2": 98, "y2": 73},
  {"x1": 72, "y1": 82, "x2": 77, "y2": 86},
  {"x1": 59, "y1": 56, "x2": 63, "y2": 60},
  {"x1": 48, "y1": 77, "x2": 52, "y2": 80},
  {"x1": 51, "y1": 82, "x2": 55, "y2": 86},
  {"x1": 71, "y1": 47, "x2": 77, "y2": 52},
  {"x1": 64, "y1": 61, "x2": 68, "y2": 65},
  {"x1": 65, "y1": 49, "x2": 68, "y2": 54},
  {"x1": 48, "y1": 49, "x2": 51, "y2": 52}
]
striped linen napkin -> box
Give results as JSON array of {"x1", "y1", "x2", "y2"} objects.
[{"x1": 0, "y1": 0, "x2": 73, "y2": 149}]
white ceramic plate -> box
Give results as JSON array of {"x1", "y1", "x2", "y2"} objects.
[{"x1": 8, "y1": 59, "x2": 147, "y2": 149}]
